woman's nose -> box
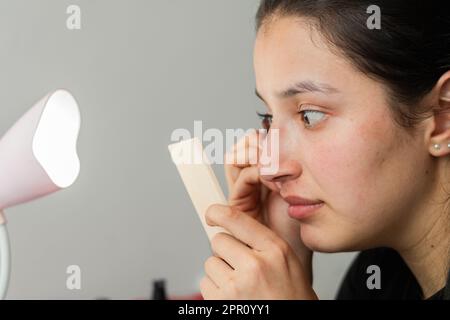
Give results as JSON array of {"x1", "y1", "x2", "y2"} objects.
[
  {"x1": 260, "y1": 160, "x2": 302, "y2": 186},
  {"x1": 260, "y1": 130, "x2": 302, "y2": 189}
]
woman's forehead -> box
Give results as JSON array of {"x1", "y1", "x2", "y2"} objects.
[
  {"x1": 253, "y1": 16, "x2": 388, "y2": 105},
  {"x1": 255, "y1": 19, "x2": 344, "y2": 81}
]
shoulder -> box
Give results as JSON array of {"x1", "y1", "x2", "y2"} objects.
[{"x1": 335, "y1": 247, "x2": 422, "y2": 300}]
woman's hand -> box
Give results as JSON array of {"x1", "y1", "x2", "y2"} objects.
[
  {"x1": 199, "y1": 131, "x2": 316, "y2": 299},
  {"x1": 225, "y1": 131, "x2": 313, "y2": 281},
  {"x1": 224, "y1": 131, "x2": 269, "y2": 220},
  {"x1": 200, "y1": 204, "x2": 318, "y2": 300}
]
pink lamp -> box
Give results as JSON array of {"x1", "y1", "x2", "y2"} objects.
[{"x1": 0, "y1": 89, "x2": 81, "y2": 299}]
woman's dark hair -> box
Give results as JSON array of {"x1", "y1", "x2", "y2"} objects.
[
  {"x1": 256, "y1": 0, "x2": 450, "y2": 132},
  {"x1": 255, "y1": 0, "x2": 450, "y2": 300}
]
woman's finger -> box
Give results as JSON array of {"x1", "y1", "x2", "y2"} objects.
[
  {"x1": 259, "y1": 176, "x2": 279, "y2": 193},
  {"x1": 210, "y1": 232, "x2": 254, "y2": 270},
  {"x1": 204, "y1": 255, "x2": 234, "y2": 288},
  {"x1": 199, "y1": 275, "x2": 221, "y2": 300},
  {"x1": 227, "y1": 131, "x2": 261, "y2": 164},
  {"x1": 228, "y1": 166, "x2": 261, "y2": 201},
  {"x1": 225, "y1": 145, "x2": 260, "y2": 188},
  {"x1": 225, "y1": 131, "x2": 261, "y2": 171},
  {"x1": 206, "y1": 205, "x2": 279, "y2": 252},
  {"x1": 226, "y1": 155, "x2": 279, "y2": 197}
]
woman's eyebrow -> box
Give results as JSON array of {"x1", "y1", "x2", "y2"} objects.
[{"x1": 255, "y1": 80, "x2": 340, "y2": 103}]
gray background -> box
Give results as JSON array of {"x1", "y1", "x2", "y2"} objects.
[{"x1": 0, "y1": 0, "x2": 356, "y2": 299}]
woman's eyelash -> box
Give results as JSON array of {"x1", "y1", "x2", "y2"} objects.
[
  {"x1": 256, "y1": 111, "x2": 273, "y2": 121},
  {"x1": 256, "y1": 109, "x2": 326, "y2": 129},
  {"x1": 256, "y1": 112, "x2": 273, "y2": 130}
]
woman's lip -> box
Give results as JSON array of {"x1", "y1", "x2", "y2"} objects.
[
  {"x1": 288, "y1": 202, "x2": 324, "y2": 220},
  {"x1": 283, "y1": 195, "x2": 324, "y2": 206}
]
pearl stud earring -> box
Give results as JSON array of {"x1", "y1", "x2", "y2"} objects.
[{"x1": 433, "y1": 144, "x2": 441, "y2": 150}]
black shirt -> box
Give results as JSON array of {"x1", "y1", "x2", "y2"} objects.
[{"x1": 336, "y1": 247, "x2": 446, "y2": 300}]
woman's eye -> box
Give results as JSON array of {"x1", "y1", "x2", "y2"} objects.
[
  {"x1": 257, "y1": 109, "x2": 326, "y2": 131},
  {"x1": 299, "y1": 109, "x2": 326, "y2": 128},
  {"x1": 257, "y1": 112, "x2": 273, "y2": 131}
]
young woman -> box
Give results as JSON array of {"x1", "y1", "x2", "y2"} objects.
[{"x1": 200, "y1": 0, "x2": 450, "y2": 300}]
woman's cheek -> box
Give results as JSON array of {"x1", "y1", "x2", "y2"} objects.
[{"x1": 310, "y1": 127, "x2": 383, "y2": 221}]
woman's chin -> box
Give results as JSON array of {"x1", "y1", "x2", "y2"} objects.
[{"x1": 300, "y1": 224, "x2": 363, "y2": 253}]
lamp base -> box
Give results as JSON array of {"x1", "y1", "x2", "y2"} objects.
[{"x1": 0, "y1": 213, "x2": 10, "y2": 299}]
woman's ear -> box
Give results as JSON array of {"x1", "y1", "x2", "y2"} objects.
[
  {"x1": 428, "y1": 71, "x2": 450, "y2": 157},
  {"x1": 439, "y1": 73, "x2": 450, "y2": 104}
]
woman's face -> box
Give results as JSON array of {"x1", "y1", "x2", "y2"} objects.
[{"x1": 254, "y1": 16, "x2": 434, "y2": 252}]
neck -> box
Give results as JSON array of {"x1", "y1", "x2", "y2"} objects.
[
  {"x1": 399, "y1": 211, "x2": 449, "y2": 298},
  {"x1": 394, "y1": 161, "x2": 450, "y2": 299}
]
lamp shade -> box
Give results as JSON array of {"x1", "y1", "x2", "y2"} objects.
[{"x1": 0, "y1": 89, "x2": 81, "y2": 211}]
